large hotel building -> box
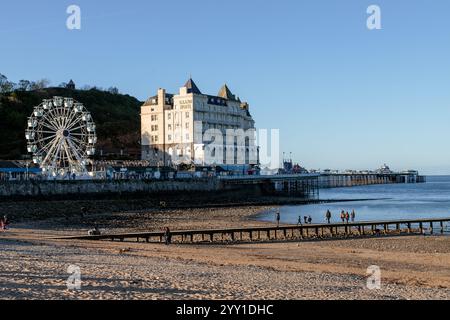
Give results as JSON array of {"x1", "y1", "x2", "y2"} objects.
[{"x1": 141, "y1": 79, "x2": 257, "y2": 166}]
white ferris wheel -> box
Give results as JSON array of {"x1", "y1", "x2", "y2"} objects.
[{"x1": 25, "y1": 96, "x2": 97, "y2": 176}]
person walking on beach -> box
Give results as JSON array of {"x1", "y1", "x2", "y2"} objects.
[
  {"x1": 304, "y1": 216, "x2": 308, "y2": 224},
  {"x1": 308, "y1": 216, "x2": 312, "y2": 224},
  {"x1": 351, "y1": 210, "x2": 356, "y2": 222},
  {"x1": 1, "y1": 215, "x2": 9, "y2": 230},
  {"x1": 326, "y1": 210, "x2": 332, "y2": 224},
  {"x1": 340, "y1": 211, "x2": 345, "y2": 223},
  {"x1": 80, "y1": 207, "x2": 87, "y2": 219},
  {"x1": 345, "y1": 212, "x2": 350, "y2": 224},
  {"x1": 275, "y1": 211, "x2": 281, "y2": 227},
  {"x1": 164, "y1": 227, "x2": 172, "y2": 245},
  {"x1": 297, "y1": 216, "x2": 303, "y2": 226}
]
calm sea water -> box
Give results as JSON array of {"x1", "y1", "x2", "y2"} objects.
[{"x1": 258, "y1": 176, "x2": 450, "y2": 224}]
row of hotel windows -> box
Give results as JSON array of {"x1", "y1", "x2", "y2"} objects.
[
  {"x1": 168, "y1": 112, "x2": 190, "y2": 121},
  {"x1": 196, "y1": 102, "x2": 242, "y2": 113},
  {"x1": 151, "y1": 123, "x2": 190, "y2": 131},
  {"x1": 150, "y1": 134, "x2": 190, "y2": 143},
  {"x1": 151, "y1": 112, "x2": 191, "y2": 122},
  {"x1": 168, "y1": 123, "x2": 189, "y2": 130},
  {"x1": 167, "y1": 134, "x2": 190, "y2": 142},
  {"x1": 196, "y1": 112, "x2": 241, "y2": 123}
]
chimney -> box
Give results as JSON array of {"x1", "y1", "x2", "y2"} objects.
[{"x1": 158, "y1": 88, "x2": 166, "y2": 106}]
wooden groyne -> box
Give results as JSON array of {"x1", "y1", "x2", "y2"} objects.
[{"x1": 54, "y1": 217, "x2": 450, "y2": 244}]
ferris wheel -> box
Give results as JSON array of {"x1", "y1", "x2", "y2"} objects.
[{"x1": 25, "y1": 96, "x2": 97, "y2": 176}]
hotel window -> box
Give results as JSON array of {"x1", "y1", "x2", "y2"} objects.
[
  {"x1": 186, "y1": 112, "x2": 190, "y2": 118},
  {"x1": 186, "y1": 134, "x2": 190, "y2": 141},
  {"x1": 151, "y1": 115, "x2": 158, "y2": 122},
  {"x1": 185, "y1": 122, "x2": 189, "y2": 129},
  {"x1": 168, "y1": 134, "x2": 172, "y2": 141},
  {"x1": 168, "y1": 113, "x2": 172, "y2": 120},
  {"x1": 168, "y1": 124, "x2": 172, "y2": 131}
]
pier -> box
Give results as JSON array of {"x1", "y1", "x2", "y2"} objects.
[
  {"x1": 219, "y1": 174, "x2": 320, "y2": 199},
  {"x1": 318, "y1": 172, "x2": 426, "y2": 189},
  {"x1": 55, "y1": 217, "x2": 450, "y2": 244}
]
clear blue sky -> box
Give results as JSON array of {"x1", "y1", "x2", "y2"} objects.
[{"x1": 1, "y1": 0, "x2": 450, "y2": 174}]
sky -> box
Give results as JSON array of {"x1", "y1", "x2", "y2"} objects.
[{"x1": 1, "y1": 0, "x2": 450, "y2": 174}]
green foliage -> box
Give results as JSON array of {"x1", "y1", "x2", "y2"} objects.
[{"x1": 0, "y1": 87, "x2": 143, "y2": 159}]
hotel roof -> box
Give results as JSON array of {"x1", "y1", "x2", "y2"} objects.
[{"x1": 184, "y1": 78, "x2": 202, "y2": 95}]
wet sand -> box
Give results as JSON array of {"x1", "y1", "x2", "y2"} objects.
[{"x1": 0, "y1": 206, "x2": 449, "y2": 300}]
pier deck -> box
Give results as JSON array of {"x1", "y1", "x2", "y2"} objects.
[{"x1": 54, "y1": 217, "x2": 450, "y2": 244}]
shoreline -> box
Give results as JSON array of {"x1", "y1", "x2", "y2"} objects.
[{"x1": 0, "y1": 204, "x2": 449, "y2": 300}]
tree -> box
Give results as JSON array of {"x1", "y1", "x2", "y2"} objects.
[
  {"x1": 0, "y1": 73, "x2": 15, "y2": 93},
  {"x1": 18, "y1": 80, "x2": 31, "y2": 91},
  {"x1": 108, "y1": 87, "x2": 119, "y2": 94},
  {"x1": 29, "y1": 79, "x2": 50, "y2": 90}
]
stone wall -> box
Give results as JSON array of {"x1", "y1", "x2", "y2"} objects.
[{"x1": 0, "y1": 179, "x2": 221, "y2": 199}]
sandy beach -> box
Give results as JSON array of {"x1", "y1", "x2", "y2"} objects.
[{"x1": 0, "y1": 205, "x2": 449, "y2": 300}]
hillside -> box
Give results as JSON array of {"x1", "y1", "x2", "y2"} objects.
[{"x1": 0, "y1": 87, "x2": 143, "y2": 159}]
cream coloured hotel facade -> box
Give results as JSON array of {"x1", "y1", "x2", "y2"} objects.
[{"x1": 141, "y1": 79, "x2": 257, "y2": 166}]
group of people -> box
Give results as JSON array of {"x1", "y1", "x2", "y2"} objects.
[
  {"x1": 275, "y1": 211, "x2": 313, "y2": 227},
  {"x1": 0, "y1": 215, "x2": 9, "y2": 230},
  {"x1": 340, "y1": 210, "x2": 356, "y2": 223},
  {"x1": 326, "y1": 210, "x2": 356, "y2": 223},
  {"x1": 274, "y1": 209, "x2": 357, "y2": 226},
  {"x1": 298, "y1": 215, "x2": 313, "y2": 225}
]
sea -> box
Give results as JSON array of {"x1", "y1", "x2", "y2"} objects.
[{"x1": 257, "y1": 175, "x2": 450, "y2": 225}]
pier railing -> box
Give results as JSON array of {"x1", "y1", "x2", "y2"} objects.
[{"x1": 54, "y1": 217, "x2": 450, "y2": 244}]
